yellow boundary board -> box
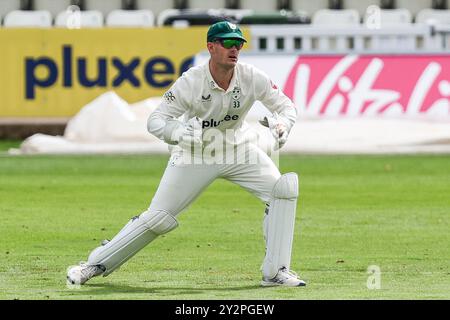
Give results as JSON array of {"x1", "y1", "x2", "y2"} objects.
[{"x1": 0, "y1": 27, "x2": 250, "y2": 117}]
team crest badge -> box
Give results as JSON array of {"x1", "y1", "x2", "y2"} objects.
[
  {"x1": 227, "y1": 22, "x2": 237, "y2": 30},
  {"x1": 231, "y1": 87, "x2": 241, "y2": 100}
]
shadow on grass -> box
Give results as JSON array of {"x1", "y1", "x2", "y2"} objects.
[{"x1": 66, "y1": 282, "x2": 262, "y2": 297}]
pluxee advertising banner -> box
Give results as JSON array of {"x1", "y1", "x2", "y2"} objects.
[{"x1": 0, "y1": 27, "x2": 248, "y2": 117}]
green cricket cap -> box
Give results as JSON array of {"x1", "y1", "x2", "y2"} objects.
[{"x1": 207, "y1": 21, "x2": 247, "y2": 43}]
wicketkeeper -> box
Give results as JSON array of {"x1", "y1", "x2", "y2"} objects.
[{"x1": 67, "y1": 21, "x2": 305, "y2": 287}]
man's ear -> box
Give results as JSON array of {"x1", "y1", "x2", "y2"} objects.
[{"x1": 207, "y1": 42, "x2": 215, "y2": 53}]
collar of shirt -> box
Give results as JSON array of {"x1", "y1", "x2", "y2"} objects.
[{"x1": 204, "y1": 61, "x2": 244, "y2": 95}]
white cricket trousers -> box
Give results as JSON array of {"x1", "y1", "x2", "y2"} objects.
[
  {"x1": 85, "y1": 143, "x2": 293, "y2": 278},
  {"x1": 149, "y1": 144, "x2": 281, "y2": 216}
]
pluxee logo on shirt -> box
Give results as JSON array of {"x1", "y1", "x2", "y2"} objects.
[{"x1": 202, "y1": 114, "x2": 240, "y2": 128}]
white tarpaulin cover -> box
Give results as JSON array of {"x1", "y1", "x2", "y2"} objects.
[
  {"x1": 9, "y1": 91, "x2": 450, "y2": 155},
  {"x1": 11, "y1": 91, "x2": 168, "y2": 155}
]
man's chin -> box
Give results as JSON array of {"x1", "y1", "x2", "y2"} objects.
[
  {"x1": 226, "y1": 60, "x2": 238, "y2": 68},
  {"x1": 217, "y1": 60, "x2": 237, "y2": 70}
]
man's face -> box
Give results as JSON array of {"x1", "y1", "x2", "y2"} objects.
[{"x1": 207, "y1": 38, "x2": 244, "y2": 69}]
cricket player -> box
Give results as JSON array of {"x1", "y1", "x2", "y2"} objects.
[{"x1": 67, "y1": 21, "x2": 305, "y2": 287}]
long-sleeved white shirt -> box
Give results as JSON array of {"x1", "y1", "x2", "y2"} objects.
[{"x1": 148, "y1": 60, "x2": 297, "y2": 149}]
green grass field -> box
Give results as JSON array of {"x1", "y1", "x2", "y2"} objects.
[{"x1": 0, "y1": 141, "x2": 449, "y2": 299}]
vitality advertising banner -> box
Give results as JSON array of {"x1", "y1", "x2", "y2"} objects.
[
  {"x1": 0, "y1": 27, "x2": 233, "y2": 117},
  {"x1": 231, "y1": 54, "x2": 450, "y2": 120}
]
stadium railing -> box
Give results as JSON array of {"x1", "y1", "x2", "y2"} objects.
[
  {"x1": 250, "y1": 23, "x2": 449, "y2": 52},
  {"x1": 0, "y1": 6, "x2": 448, "y2": 53}
]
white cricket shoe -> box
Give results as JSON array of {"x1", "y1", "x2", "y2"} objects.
[
  {"x1": 261, "y1": 267, "x2": 306, "y2": 287},
  {"x1": 67, "y1": 262, "x2": 105, "y2": 285}
]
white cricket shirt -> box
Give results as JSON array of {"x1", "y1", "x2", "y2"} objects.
[{"x1": 148, "y1": 60, "x2": 297, "y2": 147}]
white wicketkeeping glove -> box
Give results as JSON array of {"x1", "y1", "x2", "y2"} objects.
[
  {"x1": 259, "y1": 112, "x2": 289, "y2": 150},
  {"x1": 170, "y1": 116, "x2": 203, "y2": 151}
]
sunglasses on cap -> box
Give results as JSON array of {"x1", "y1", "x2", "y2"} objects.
[{"x1": 215, "y1": 38, "x2": 245, "y2": 50}]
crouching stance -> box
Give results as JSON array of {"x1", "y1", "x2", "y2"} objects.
[
  {"x1": 67, "y1": 173, "x2": 304, "y2": 287},
  {"x1": 67, "y1": 21, "x2": 305, "y2": 287}
]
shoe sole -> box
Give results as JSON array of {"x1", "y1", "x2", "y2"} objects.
[{"x1": 260, "y1": 280, "x2": 306, "y2": 287}]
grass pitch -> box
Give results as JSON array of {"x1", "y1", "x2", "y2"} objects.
[{"x1": 0, "y1": 142, "x2": 449, "y2": 299}]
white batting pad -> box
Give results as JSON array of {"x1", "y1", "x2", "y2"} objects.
[
  {"x1": 262, "y1": 173, "x2": 299, "y2": 278},
  {"x1": 87, "y1": 209, "x2": 178, "y2": 276}
]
